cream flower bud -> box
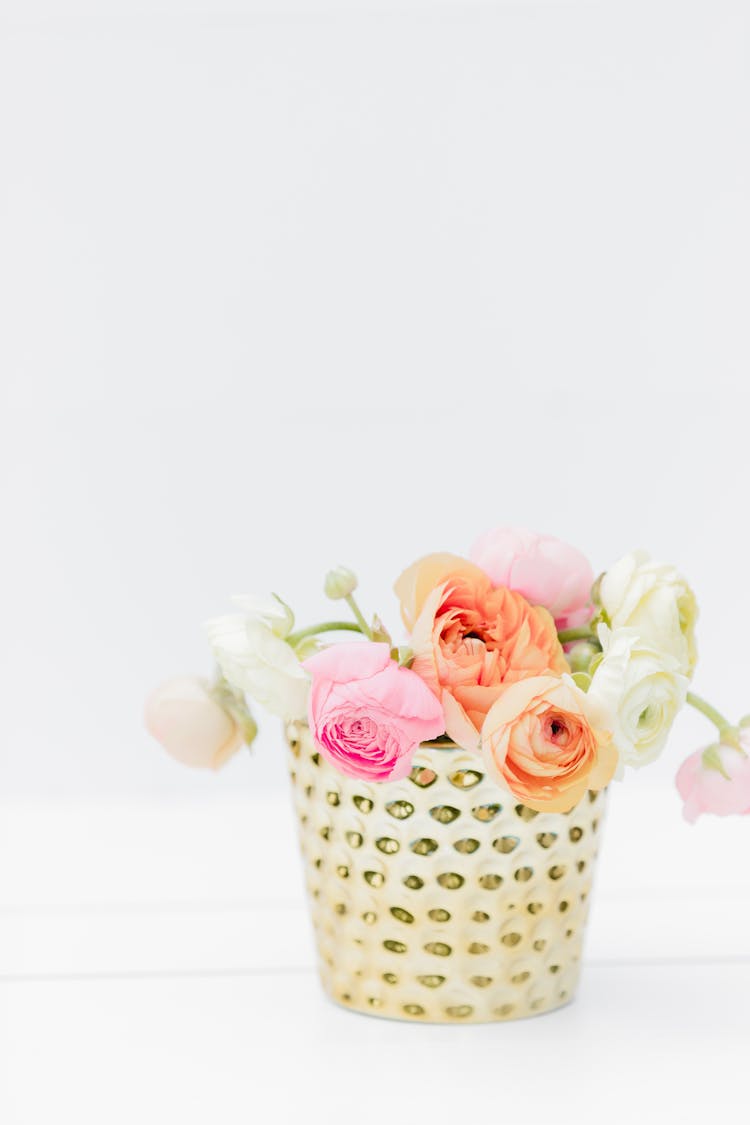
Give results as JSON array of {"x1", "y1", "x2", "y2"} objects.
[
  {"x1": 144, "y1": 676, "x2": 244, "y2": 770},
  {"x1": 324, "y1": 566, "x2": 358, "y2": 600}
]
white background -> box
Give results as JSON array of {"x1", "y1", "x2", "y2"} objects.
[
  {"x1": 1, "y1": 2, "x2": 749, "y2": 1122},
  {"x1": 2, "y1": 0, "x2": 750, "y2": 801}
]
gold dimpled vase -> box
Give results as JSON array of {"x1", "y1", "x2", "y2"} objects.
[{"x1": 287, "y1": 722, "x2": 606, "y2": 1023}]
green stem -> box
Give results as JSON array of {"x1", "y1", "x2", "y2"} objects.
[
  {"x1": 345, "y1": 593, "x2": 372, "y2": 639},
  {"x1": 686, "y1": 691, "x2": 734, "y2": 735},
  {"x1": 287, "y1": 621, "x2": 364, "y2": 646},
  {"x1": 557, "y1": 628, "x2": 599, "y2": 645}
]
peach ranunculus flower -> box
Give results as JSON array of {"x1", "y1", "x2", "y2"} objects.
[
  {"x1": 395, "y1": 554, "x2": 569, "y2": 748},
  {"x1": 395, "y1": 552, "x2": 490, "y2": 632},
  {"x1": 481, "y1": 675, "x2": 617, "y2": 813}
]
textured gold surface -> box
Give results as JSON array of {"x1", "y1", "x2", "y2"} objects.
[{"x1": 287, "y1": 723, "x2": 606, "y2": 1024}]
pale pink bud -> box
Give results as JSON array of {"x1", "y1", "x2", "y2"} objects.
[
  {"x1": 675, "y1": 738, "x2": 750, "y2": 823},
  {"x1": 470, "y1": 526, "x2": 594, "y2": 630},
  {"x1": 144, "y1": 676, "x2": 243, "y2": 770}
]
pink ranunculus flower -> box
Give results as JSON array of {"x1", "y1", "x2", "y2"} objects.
[
  {"x1": 304, "y1": 642, "x2": 445, "y2": 782},
  {"x1": 470, "y1": 526, "x2": 595, "y2": 630},
  {"x1": 675, "y1": 740, "x2": 750, "y2": 823},
  {"x1": 144, "y1": 676, "x2": 244, "y2": 769}
]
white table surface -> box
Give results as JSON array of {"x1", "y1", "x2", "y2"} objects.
[{"x1": 1, "y1": 787, "x2": 748, "y2": 1124}]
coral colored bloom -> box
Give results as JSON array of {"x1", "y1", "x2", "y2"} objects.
[
  {"x1": 396, "y1": 555, "x2": 568, "y2": 748},
  {"x1": 395, "y1": 553, "x2": 490, "y2": 632},
  {"x1": 470, "y1": 527, "x2": 595, "y2": 630},
  {"x1": 304, "y1": 642, "x2": 445, "y2": 782},
  {"x1": 676, "y1": 741, "x2": 750, "y2": 823},
  {"x1": 481, "y1": 675, "x2": 617, "y2": 813},
  {"x1": 144, "y1": 676, "x2": 244, "y2": 770}
]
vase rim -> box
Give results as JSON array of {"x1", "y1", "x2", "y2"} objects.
[{"x1": 420, "y1": 738, "x2": 461, "y2": 752}]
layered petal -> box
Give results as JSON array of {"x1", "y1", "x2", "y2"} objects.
[
  {"x1": 304, "y1": 641, "x2": 445, "y2": 782},
  {"x1": 481, "y1": 675, "x2": 616, "y2": 813},
  {"x1": 585, "y1": 625, "x2": 688, "y2": 774},
  {"x1": 599, "y1": 551, "x2": 698, "y2": 677},
  {"x1": 395, "y1": 553, "x2": 489, "y2": 632},
  {"x1": 470, "y1": 527, "x2": 595, "y2": 628},
  {"x1": 403, "y1": 562, "x2": 568, "y2": 747},
  {"x1": 206, "y1": 613, "x2": 309, "y2": 719}
]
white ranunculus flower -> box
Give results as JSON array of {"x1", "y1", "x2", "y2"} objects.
[
  {"x1": 229, "y1": 594, "x2": 294, "y2": 638},
  {"x1": 598, "y1": 550, "x2": 698, "y2": 677},
  {"x1": 206, "y1": 612, "x2": 309, "y2": 720},
  {"x1": 584, "y1": 625, "x2": 689, "y2": 774}
]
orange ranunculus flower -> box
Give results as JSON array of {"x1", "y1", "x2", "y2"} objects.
[
  {"x1": 480, "y1": 675, "x2": 617, "y2": 813},
  {"x1": 395, "y1": 553, "x2": 489, "y2": 632},
  {"x1": 395, "y1": 554, "x2": 569, "y2": 747}
]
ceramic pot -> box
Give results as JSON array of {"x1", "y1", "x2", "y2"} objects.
[{"x1": 287, "y1": 721, "x2": 606, "y2": 1023}]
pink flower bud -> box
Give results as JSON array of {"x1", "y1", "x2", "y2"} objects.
[
  {"x1": 144, "y1": 676, "x2": 243, "y2": 770},
  {"x1": 675, "y1": 739, "x2": 750, "y2": 823},
  {"x1": 470, "y1": 526, "x2": 594, "y2": 630}
]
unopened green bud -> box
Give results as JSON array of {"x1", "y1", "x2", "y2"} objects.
[
  {"x1": 567, "y1": 641, "x2": 599, "y2": 675},
  {"x1": 324, "y1": 566, "x2": 358, "y2": 600}
]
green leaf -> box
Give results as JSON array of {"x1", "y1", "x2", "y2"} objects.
[
  {"x1": 270, "y1": 592, "x2": 295, "y2": 636},
  {"x1": 701, "y1": 744, "x2": 731, "y2": 780},
  {"x1": 371, "y1": 614, "x2": 392, "y2": 645}
]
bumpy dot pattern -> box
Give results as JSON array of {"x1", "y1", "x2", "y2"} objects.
[{"x1": 287, "y1": 723, "x2": 606, "y2": 1024}]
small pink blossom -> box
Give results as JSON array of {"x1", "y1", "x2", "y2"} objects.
[
  {"x1": 304, "y1": 642, "x2": 445, "y2": 782},
  {"x1": 144, "y1": 676, "x2": 243, "y2": 770},
  {"x1": 675, "y1": 740, "x2": 750, "y2": 823},
  {"x1": 470, "y1": 526, "x2": 594, "y2": 630}
]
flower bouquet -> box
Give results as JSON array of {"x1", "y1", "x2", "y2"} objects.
[{"x1": 146, "y1": 528, "x2": 750, "y2": 1022}]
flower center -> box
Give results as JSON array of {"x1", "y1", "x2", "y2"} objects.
[
  {"x1": 638, "y1": 705, "x2": 656, "y2": 730},
  {"x1": 542, "y1": 712, "x2": 571, "y2": 748}
]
